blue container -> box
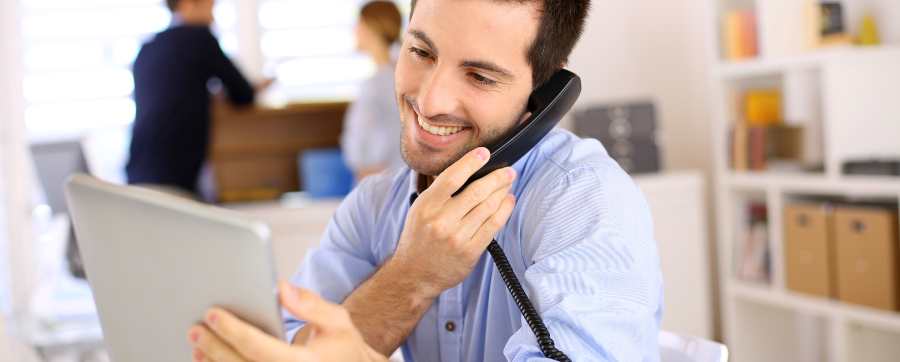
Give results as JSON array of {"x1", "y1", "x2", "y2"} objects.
[{"x1": 300, "y1": 148, "x2": 354, "y2": 198}]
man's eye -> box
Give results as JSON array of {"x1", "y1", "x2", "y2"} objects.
[
  {"x1": 408, "y1": 47, "x2": 432, "y2": 60},
  {"x1": 470, "y1": 73, "x2": 497, "y2": 86}
]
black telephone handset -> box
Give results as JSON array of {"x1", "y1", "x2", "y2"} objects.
[
  {"x1": 464, "y1": 69, "x2": 581, "y2": 362},
  {"x1": 459, "y1": 69, "x2": 582, "y2": 192}
]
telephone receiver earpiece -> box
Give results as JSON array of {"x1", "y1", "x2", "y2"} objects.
[{"x1": 459, "y1": 69, "x2": 582, "y2": 192}]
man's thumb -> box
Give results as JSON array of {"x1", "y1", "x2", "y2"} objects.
[{"x1": 278, "y1": 282, "x2": 350, "y2": 334}]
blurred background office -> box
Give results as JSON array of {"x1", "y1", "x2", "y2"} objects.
[{"x1": 2, "y1": 0, "x2": 900, "y2": 361}]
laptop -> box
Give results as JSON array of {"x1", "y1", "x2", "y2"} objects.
[{"x1": 65, "y1": 174, "x2": 284, "y2": 361}]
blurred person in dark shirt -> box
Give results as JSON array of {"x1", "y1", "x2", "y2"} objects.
[{"x1": 127, "y1": 0, "x2": 270, "y2": 195}]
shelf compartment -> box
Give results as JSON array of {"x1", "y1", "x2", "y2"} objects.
[
  {"x1": 730, "y1": 292, "x2": 830, "y2": 362},
  {"x1": 723, "y1": 69, "x2": 827, "y2": 175},
  {"x1": 716, "y1": 45, "x2": 900, "y2": 79},
  {"x1": 730, "y1": 190, "x2": 772, "y2": 285},
  {"x1": 725, "y1": 172, "x2": 900, "y2": 198},
  {"x1": 731, "y1": 281, "x2": 900, "y2": 334},
  {"x1": 845, "y1": 321, "x2": 900, "y2": 362}
]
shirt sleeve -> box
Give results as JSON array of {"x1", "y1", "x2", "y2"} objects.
[
  {"x1": 503, "y1": 165, "x2": 663, "y2": 361},
  {"x1": 201, "y1": 29, "x2": 255, "y2": 105},
  {"x1": 282, "y1": 178, "x2": 380, "y2": 342}
]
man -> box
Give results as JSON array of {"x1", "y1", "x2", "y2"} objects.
[
  {"x1": 188, "y1": 0, "x2": 663, "y2": 360},
  {"x1": 127, "y1": 0, "x2": 267, "y2": 195}
]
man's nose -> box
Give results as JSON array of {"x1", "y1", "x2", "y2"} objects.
[{"x1": 417, "y1": 67, "x2": 460, "y2": 120}]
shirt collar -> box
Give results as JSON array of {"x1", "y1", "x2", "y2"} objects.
[{"x1": 170, "y1": 14, "x2": 187, "y2": 28}]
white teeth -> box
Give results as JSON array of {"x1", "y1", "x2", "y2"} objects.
[{"x1": 417, "y1": 115, "x2": 464, "y2": 136}]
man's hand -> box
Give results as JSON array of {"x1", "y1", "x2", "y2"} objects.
[
  {"x1": 188, "y1": 282, "x2": 386, "y2": 362},
  {"x1": 254, "y1": 77, "x2": 276, "y2": 92},
  {"x1": 390, "y1": 147, "x2": 517, "y2": 298}
]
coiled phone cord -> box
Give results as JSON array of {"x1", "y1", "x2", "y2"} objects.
[{"x1": 487, "y1": 240, "x2": 571, "y2": 361}]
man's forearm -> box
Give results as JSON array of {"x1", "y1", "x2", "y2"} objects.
[{"x1": 292, "y1": 257, "x2": 437, "y2": 356}]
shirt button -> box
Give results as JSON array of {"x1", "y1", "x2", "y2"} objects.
[{"x1": 444, "y1": 321, "x2": 456, "y2": 332}]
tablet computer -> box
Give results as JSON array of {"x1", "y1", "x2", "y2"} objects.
[{"x1": 65, "y1": 174, "x2": 284, "y2": 361}]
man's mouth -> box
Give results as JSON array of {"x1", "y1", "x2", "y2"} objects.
[
  {"x1": 404, "y1": 97, "x2": 472, "y2": 142},
  {"x1": 416, "y1": 115, "x2": 466, "y2": 136}
]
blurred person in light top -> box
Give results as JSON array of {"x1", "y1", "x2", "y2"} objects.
[{"x1": 341, "y1": 1, "x2": 406, "y2": 181}]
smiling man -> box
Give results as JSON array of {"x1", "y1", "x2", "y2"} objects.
[{"x1": 189, "y1": 0, "x2": 663, "y2": 361}]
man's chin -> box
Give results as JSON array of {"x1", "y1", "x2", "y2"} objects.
[
  {"x1": 402, "y1": 154, "x2": 453, "y2": 177},
  {"x1": 401, "y1": 145, "x2": 468, "y2": 177}
]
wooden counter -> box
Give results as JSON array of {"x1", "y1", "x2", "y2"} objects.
[{"x1": 210, "y1": 101, "x2": 348, "y2": 202}]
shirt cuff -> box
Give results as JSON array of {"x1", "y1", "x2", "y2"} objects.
[{"x1": 284, "y1": 325, "x2": 302, "y2": 344}]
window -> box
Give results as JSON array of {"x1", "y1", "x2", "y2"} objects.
[
  {"x1": 257, "y1": 0, "x2": 409, "y2": 101},
  {"x1": 21, "y1": 0, "x2": 164, "y2": 137},
  {"x1": 19, "y1": 0, "x2": 406, "y2": 138},
  {"x1": 20, "y1": 0, "x2": 238, "y2": 138}
]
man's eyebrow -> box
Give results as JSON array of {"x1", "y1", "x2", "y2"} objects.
[
  {"x1": 461, "y1": 60, "x2": 515, "y2": 80},
  {"x1": 408, "y1": 29, "x2": 437, "y2": 55},
  {"x1": 408, "y1": 29, "x2": 514, "y2": 81}
]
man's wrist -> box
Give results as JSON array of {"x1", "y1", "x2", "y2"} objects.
[
  {"x1": 380, "y1": 256, "x2": 443, "y2": 303},
  {"x1": 339, "y1": 256, "x2": 440, "y2": 355}
]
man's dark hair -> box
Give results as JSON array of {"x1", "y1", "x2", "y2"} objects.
[
  {"x1": 166, "y1": 0, "x2": 179, "y2": 12},
  {"x1": 410, "y1": 0, "x2": 591, "y2": 87}
]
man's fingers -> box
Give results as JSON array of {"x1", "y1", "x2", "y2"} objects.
[
  {"x1": 422, "y1": 147, "x2": 490, "y2": 202},
  {"x1": 445, "y1": 167, "x2": 514, "y2": 220},
  {"x1": 203, "y1": 308, "x2": 296, "y2": 361},
  {"x1": 456, "y1": 186, "x2": 510, "y2": 240},
  {"x1": 279, "y1": 282, "x2": 355, "y2": 335},
  {"x1": 189, "y1": 325, "x2": 245, "y2": 362},
  {"x1": 286, "y1": 348, "x2": 320, "y2": 362},
  {"x1": 469, "y1": 194, "x2": 516, "y2": 250}
]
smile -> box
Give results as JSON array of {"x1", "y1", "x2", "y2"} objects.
[{"x1": 416, "y1": 115, "x2": 466, "y2": 136}]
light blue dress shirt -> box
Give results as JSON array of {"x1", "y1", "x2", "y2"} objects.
[{"x1": 285, "y1": 128, "x2": 663, "y2": 361}]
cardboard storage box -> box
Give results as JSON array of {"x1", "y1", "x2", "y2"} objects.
[
  {"x1": 833, "y1": 206, "x2": 900, "y2": 311},
  {"x1": 784, "y1": 203, "x2": 835, "y2": 298}
]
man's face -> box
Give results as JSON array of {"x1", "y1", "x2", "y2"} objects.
[{"x1": 395, "y1": 0, "x2": 540, "y2": 176}]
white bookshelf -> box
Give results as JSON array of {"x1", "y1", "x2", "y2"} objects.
[{"x1": 708, "y1": 1, "x2": 900, "y2": 361}]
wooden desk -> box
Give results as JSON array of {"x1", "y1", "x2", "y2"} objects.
[{"x1": 210, "y1": 101, "x2": 348, "y2": 202}]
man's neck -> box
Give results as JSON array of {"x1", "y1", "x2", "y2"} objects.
[
  {"x1": 171, "y1": 12, "x2": 211, "y2": 27},
  {"x1": 372, "y1": 47, "x2": 392, "y2": 67}
]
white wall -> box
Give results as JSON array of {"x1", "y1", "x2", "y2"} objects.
[
  {"x1": 565, "y1": 0, "x2": 720, "y2": 338},
  {"x1": 1, "y1": 0, "x2": 38, "y2": 360},
  {"x1": 567, "y1": 0, "x2": 714, "y2": 173}
]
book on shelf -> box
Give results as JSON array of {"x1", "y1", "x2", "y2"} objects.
[
  {"x1": 722, "y1": 10, "x2": 758, "y2": 60},
  {"x1": 748, "y1": 127, "x2": 767, "y2": 170},
  {"x1": 736, "y1": 202, "x2": 770, "y2": 283},
  {"x1": 731, "y1": 124, "x2": 805, "y2": 172},
  {"x1": 744, "y1": 89, "x2": 781, "y2": 127},
  {"x1": 729, "y1": 88, "x2": 810, "y2": 172},
  {"x1": 730, "y1": 124, "x2": 749, "y2": 171}
]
